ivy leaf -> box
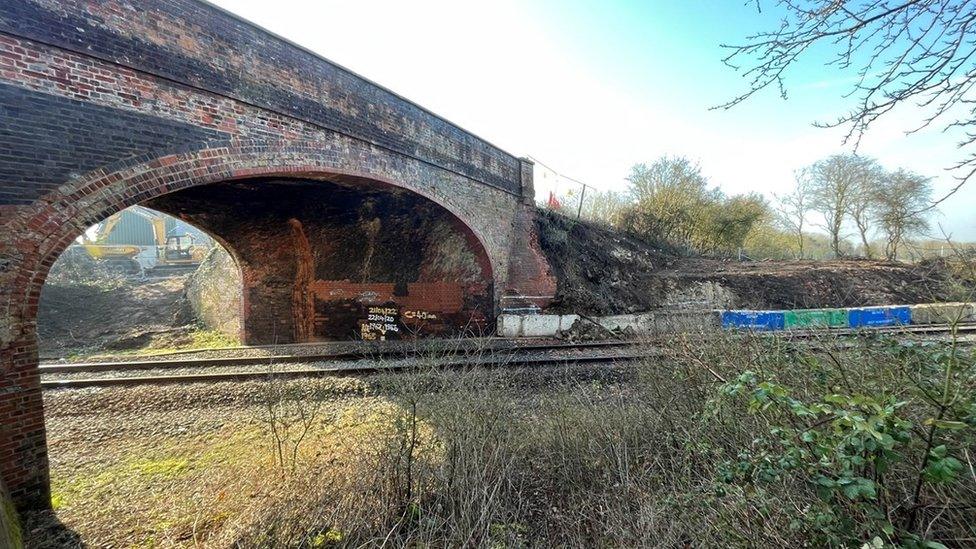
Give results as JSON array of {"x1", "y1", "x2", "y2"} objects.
[
  {"x1": 924, "y1": 456, "x2": 962, "y2": 484},
  {"x1": 841, "y1": 477, "x2": 876, "y2": 500}
]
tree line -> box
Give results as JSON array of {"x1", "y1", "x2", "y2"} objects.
[
  {"x1": 550, "y1": 153, "x2": 934, "y2": 261},
  {"x1": 776, "y1": 154, "x2": 932, "y2": 260}
]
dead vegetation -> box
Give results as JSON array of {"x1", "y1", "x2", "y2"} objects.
[{"x1": 24, "y1": 327, "x2": 976, "y2": 548}]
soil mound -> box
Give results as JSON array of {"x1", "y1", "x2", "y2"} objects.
[
  {"x1": 535, "y1": 209, "x2": 965, "y2": 314},
  {"x1": 38, "y1": 277, "x2": 190, "y2": 358}
]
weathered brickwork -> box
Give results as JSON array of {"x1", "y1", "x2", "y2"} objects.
[
  {"x1": 0, "y1": 82, "x2": 227, "y2": 204},
  {"x1": 0, "y1": 0, "x2": 556, "y2": 511},
  {"x1": 0, "y1": 0, "x2": 520, "y2": 194},
  {"x1": 145, "y1": 178, "x2": 495, "y2": 343}
]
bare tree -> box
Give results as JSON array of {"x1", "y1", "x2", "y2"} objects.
[
  {"x1": 807, "y1": 154, "x2": 879, "y2": 257},
  {"x1": 875, "y1": 169, "x2": 934, "y2": 260},
  {"x1": 846, "y1": 163, "x2": 884, "y2": 258},
  {"x1": 774, "y1": 171, "x2": 812, "y2": 258},
  {"x1": 565, "y1": 189, "x2": 631, "y2": 226},
  {"x1": 722, "y1": 1, "x2": 976, "y2": 204}
]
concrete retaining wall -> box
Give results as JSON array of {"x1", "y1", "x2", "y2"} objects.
[
  {"x1": 497, "y1": 311, "x2": 720, "y2": 338},
  {"x1": 498, "y1": 302, "x2": 975, "y2": 338}
]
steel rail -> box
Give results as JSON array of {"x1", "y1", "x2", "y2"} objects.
[
  {"x1": 41, "y1": 323, "x2": 976, "y2": 374},
  {"x1": 39, "y1": 323, "x2": 976, "y2": 388},
  {"x1": 39, "y1": 340, "x2": 635, "y2": 374},
  {"x1": 40, "y1": 351, "x2": 657, "y2": 389}
]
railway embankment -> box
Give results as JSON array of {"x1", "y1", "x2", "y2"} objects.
[{"x1": 535, "y1": 210, "x2": 973, "y2": 314}]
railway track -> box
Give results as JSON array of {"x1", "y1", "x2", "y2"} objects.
[
  {"x1": 40, "y1": 350, "x2": 657, "y2": 389},
  {"x1": 40, "y1": 323, "x2": 976, "y2": 389},
  {"x1": 39, "y1": 339, "x2": 634, "y2": 374}
]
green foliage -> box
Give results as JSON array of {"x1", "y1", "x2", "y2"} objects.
[
  {"x1": 742, "y1": 219, "x2": 798, "y2": 259},
  {"x1": 713, "y1": 336, "x2": 976, "y2": 547},
  {"x1": 618, "y1": 156, "x2": 770, "y2": 255},
  {"x1": 308, "y1": 528, "x2": 343, "y2": 547},
  {"x1": 130, "y1": 458, "x2": 190, "y2": 478}
]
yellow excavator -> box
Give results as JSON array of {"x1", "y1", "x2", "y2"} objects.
[{"x1": 81, "y1": 207, "x2": 207, "y2": 275}]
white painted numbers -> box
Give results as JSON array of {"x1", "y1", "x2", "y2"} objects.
[{"x1": 360, "y1": 307, "x2": 438, "y2": 340}]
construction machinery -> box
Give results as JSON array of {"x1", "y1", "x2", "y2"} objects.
[{"x1": 80, "y1": 206, "x2": 209, "y2": 275}]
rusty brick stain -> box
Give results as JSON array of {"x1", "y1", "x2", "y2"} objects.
[
  {"x1": 288, "y1": 218, "x2": 315, "y2": 343},
  {"x1": 360, "y1": 216, "x2": 381, "y2": 283}
]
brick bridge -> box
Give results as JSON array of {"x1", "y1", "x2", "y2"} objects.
[{"x1": 0, "y1": 0, "x2": 555, "y2": 510}]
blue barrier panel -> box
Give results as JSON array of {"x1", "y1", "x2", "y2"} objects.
[
  {"x1": 848, "y1": 306, "x2": 911, "y2": 328},
  {"x1": 721, "y1": 310, "x2": 785, "y2": 331}
]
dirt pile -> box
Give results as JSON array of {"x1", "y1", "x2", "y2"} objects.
[
  {"x1": 535, "y1": 209, "x2": 968, "y2": 314},
  {"x1": 556, "y1": 317, "x2": 636, "y2": 342},
  {"x1": 182, "y1": 247, "x2": 242, "y2": 338},
  {"x1": 38, "y1": 276, "x2": 192, "y2": 358}
]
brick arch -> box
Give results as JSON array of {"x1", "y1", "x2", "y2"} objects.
[
  {"x1": 4, "y1": 138, "x2": 506, "y2": 333},
  {"x1": 143, "y1": 174, "x2": 499, "y2": 344},
  {"x1": 0, "y1": 138, "x2": 511, "y2": 510}
]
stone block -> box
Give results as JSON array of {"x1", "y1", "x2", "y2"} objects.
[
  {"x1": 910, "y1": 303, "x2": 976, "y2": 325},
  {"x1": 520, "y1": 315, "x2": 563, "y2": 337}
]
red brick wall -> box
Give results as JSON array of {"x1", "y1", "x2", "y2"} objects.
[
  {"x1": 0, "y1": 0, "x2": 556, "y2": 511},
  {"x1": 145, "y1": 178, "x2": 495, "y2": 343}
]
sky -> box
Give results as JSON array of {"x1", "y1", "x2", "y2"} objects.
[{"x1": 208, "y1": 0, "x2": 976, "y2": 241}]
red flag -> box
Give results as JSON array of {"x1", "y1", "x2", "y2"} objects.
[{"x1": 547, "y1": 191, "x2": 561, "y2": 210}]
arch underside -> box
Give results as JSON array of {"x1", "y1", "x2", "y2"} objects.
[{"x1": 144, "y1": 176, "x2": 496, "y2": 342}]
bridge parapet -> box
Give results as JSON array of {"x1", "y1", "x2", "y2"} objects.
[{"x1": 0, "y1": 0, "x2": 523, "y2": 200}]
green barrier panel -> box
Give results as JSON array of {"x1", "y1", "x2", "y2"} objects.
[{"x1": 784, "y1": 309, "x2": 848, "y2": 329}]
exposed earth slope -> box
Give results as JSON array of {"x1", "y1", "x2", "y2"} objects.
[{"x1": 535, "y1": 209, "x2": 965, "y2": 314}]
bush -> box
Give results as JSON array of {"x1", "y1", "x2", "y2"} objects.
[
  {"x1": 618, "y1": 157, "x2": 770, "y2": 256},
  {"x1": 227, "y1": 331, "x2": 975, "y2": 547}
]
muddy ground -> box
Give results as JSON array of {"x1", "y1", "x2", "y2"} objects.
[
  {"x1": 536, "y1": 210, "x2": 969, "y2": 314},
  {"x1": 38, "y1": 277, "x2": 193, "y2": 358}
]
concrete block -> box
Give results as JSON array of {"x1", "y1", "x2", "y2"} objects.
[
  {"x1": 848, "y1": 306, "x2": 910, "y2": 328},
  {"x1": 520, "y1": 315, "x2": 563, "y2": 337},
  {"x1": 596, "y1": 314, "x2": 636, "y2": 331},
  {"x1": 498, "y1": 310, "x2": 721, "y2": 338},
  {"x1": 910, "y1": 303, "x2": 976, "y2": 325},
  {"x1": 496, "y1": 314, "x2": 523, "y2": 338},
  {"x1": 595, "y1": 313, "x2": 655, "y2": 333},
  {"x1": 721, "y1": 310, "x2": 786, "y2": 331},
  {"x1": 655, "y1": 310, "x2": 721, "y2": 333},
  {"x1": 558, "y1": 314, "x2": 580, "y2": 331}
]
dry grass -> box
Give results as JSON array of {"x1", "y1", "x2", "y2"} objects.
[{"x1": 25, "y1": 330, "x2": 976, "y2": 548}]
